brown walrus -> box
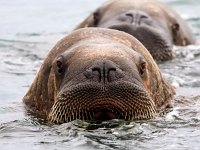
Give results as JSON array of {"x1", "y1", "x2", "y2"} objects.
[
  {"x1": 75, "y1": 0, "x2": 196, "y2": 61},
  {"x1": 23, "y1": 28, "x2": 175, "y2": 124}
]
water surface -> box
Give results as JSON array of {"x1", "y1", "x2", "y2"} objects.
[{"x1": 0, "y1": 0, "x2": 200, "y2": 149}]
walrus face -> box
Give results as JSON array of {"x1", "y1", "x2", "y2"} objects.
[
  {"x1": 48, "y1": 43, "x2": 157, "y2": 124},
  {"x1": 94, "y1": 10, "x2": 173, "y2": 61}
]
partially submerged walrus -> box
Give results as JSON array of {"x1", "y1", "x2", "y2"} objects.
[
  {"x1": 75, "y1": 0, "x2": 196, "y2": 61},
  {"x1": 23, "y1": 28, "x2": 175, "y2": 124}
]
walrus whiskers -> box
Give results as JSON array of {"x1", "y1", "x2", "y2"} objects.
[{"x1": 23, "y1": 28, "x2": 175, "y2": 124}]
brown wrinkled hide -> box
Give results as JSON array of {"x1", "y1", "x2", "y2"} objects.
[
  {"x1": 23, "y1": 28, "x2": 175, "y2": 123},
  {"x1": 75, "y1": 0, "x2": 195, "y2": 61}
]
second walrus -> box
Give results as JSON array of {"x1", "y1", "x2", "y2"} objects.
[{"x1": 75, "y1": 0, "x2": 196, "y2": 61}]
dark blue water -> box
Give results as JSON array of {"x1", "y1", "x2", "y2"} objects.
[{"x1": 0, "y1": 0, "x2": 200, "y2": 149}]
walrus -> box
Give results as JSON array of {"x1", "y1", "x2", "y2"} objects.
[
  {"x1": 75, "y1": 0, "x2": 196, "y2": 61},
  {"x1": 23, "y1": 28, "x2": 175, "y2": 124}
]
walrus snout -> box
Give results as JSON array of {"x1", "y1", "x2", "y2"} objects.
[
  {"x1": 84, "y1": 60, "x2": 124, "y2": 83},
  {"x1": 120, "y1": 10, "x2": 152, "y2": 25},
  {"x1": 48, "y1": 82, "x2": 157, "y2": 124},
  {"x1": 100, "y1": 10, "x2": 153, "y2": 29}
]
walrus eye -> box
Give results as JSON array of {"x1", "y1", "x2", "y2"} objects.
[
  {"x1": 172, "y1": 23, "x2": 180, "y2": 32},
  {"x1": 139, "y1": 61, "x2": 146, "y2": 77},
  {"x1": 55, "y1": 55, "x2": 65, "y2": 75},
  {"x1": 172, "y1": 23, "x2": 180, "y2": 43},
  {"x1": 93, "y1": 11, "x2": 100, "y2": 26},
  {"x1": 56, "y1": 60, "x2": 63, "y2": 74}
]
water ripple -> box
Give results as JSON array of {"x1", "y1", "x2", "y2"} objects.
[
  {"x1": 159, "y1": 45, "x2": 200, "y2": 87},
  {"x1": 0, "y1": 0, "x2": 200, "y2": 149},
  {"x1": 0, "y1": 95, "x2": 200, "y2": 150}
]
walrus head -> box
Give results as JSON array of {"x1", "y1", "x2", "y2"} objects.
[
  {"x1": 75, "y1": 0, "x2": 196, "y2": 61},
  {"x1": 48, "y1": 41, "x2": 157, "y2": 123},
  {"x1": 23, "y1": 28, "x2": 175, "y2": 124},
  {"x1": 97, "y1": 10, "x2": 173, "y2": 61}
]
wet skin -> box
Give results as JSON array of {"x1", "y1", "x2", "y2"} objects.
[
  {"x1": 75, "y1": 0, "x2": 196, "y2": 61},
  {"x1": 23, "y1": 28, "x2": 175, "y2": 124}
]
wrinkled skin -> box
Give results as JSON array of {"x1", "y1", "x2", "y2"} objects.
[
  {"x1": 75, "y1": 0, "x2": 196, "y2": 61},
  {"x1": 23, "y1": 28, "x2": 175, "y2": 124}
]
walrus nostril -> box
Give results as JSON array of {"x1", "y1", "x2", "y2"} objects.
[
  {"x1": 92, "y1": 67, "x2": 101, "y2": 82},
  {"x1": 107, "y1": 68, "x2": 116, "y2": 82},
  {"x1": 125, "y1": 13, "x2": 134, "y2": 23},
  {"x1": 86, "y1": 61, "x2": 118, "y2": 83},
  {"x1": 124, "y1": 11, "x2": 150, "y2": 25}
]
